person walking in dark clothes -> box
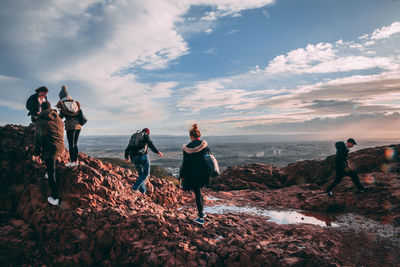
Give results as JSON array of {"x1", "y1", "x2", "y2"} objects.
[
  {"x1": 34, "y1": 101, "x2": 65, "y2": 206},
  {"x1": 125, "y1": 128, "x2": 162, "y2": 194},
  {"x1": 326, "y1": 138, "x2": 367, "y2": 197},
  {"x1": 26, "y1": 86, "x2": 48, "y2": 122},
  {"x1": 179, "y1": 124, "x2": 210, "y2": 225},
  {"x1": 56, "y1": 85, "x2": 82, "y2": 167}
]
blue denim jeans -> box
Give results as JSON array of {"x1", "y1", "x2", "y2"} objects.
[{"x1": 131, "y1": 154, "x2": 150, "y2": 193}]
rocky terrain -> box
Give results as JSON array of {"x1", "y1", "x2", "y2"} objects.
[
  {"x1": 0, "y1": 124, "x2": 399, "y2": 266},
  {"x1": 210, "y1": 143, "x2": 400, "y2": 190}
]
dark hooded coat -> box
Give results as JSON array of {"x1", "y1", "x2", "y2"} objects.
[
  {"x1": 34, "y1": 109, "x2": 65, "y2": 159},
  {"x1": 180, "y1": 140, "x2": 210, "y2": 190}
]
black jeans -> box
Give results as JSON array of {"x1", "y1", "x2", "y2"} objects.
[
  {"x1": 44, "y1": 158, "x2": 58, "y2": 199},
  {"x1": 327, "y1": 168, "x2": 364, "y2": 192},
  {"x1": 67, "y1": 129, "x2": 80, "y2": 162},
  {"x1": 193, "y1": 187, "x2": 204, "y2": 218}
]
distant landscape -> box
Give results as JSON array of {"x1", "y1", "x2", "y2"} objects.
[{"x1": 78, "y1": 135, "x2": 399, "y2": 176}]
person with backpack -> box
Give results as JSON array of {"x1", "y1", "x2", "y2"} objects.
[
  {"x1": 326, "y1": 138, "x2": 367, "y2": 197},
  {"x1": 56, "y1": 85, "x2": 82, "y2": 167},
  {"x1": 26, "y1": 86, "x2": 49, "y2": 122},
  {"x1": 179, "y1": 124, "x2": 210, "y2": 225},
  {"x1": 34, "y1": 101, "x2": 65, "y2": 206},
  {"x1": 125, "y1": 128, "x2": 163, "y2": 194}
]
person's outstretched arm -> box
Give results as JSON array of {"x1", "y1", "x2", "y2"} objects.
[{"x1": 145, "y1": 134, "x2": 162, "y2": 156}]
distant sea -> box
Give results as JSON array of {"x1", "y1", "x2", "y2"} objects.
[{"x1": 76, "y1": 135, "x2": 399, "y2": 177}]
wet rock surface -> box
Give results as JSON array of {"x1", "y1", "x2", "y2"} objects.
[{"x1": 0, "y1": 124, "x2": 399, "y2": 266}]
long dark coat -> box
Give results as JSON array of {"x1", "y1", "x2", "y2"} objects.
[{"x1": 180, "y1": 140, "x2": 210, "y2": 191}]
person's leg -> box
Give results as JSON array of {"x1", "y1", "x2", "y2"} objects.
[
  {"x1": 346, "y1": 169, "x2": 364, "y2": 190},
  {"x1": 132, "y1": 154, "x2": 150, "y2": 193},
  {"x1": 66, "y1": 130, "x2": 74, "y2": 162},
  {"x1": 44, "y1": 158, "x2": 58, "y2": 199},
  {"x1": 193, "y1": 187, "x2": 204, "y2": 218},
  {"x1": 73, "y1": 129, "x2": 81, "y2": 162},
  {"x1": 326, "y1": 172, "x2": 344, "y2": 192}
]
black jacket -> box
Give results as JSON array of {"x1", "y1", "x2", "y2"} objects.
[
  {"x1": 180, "y1": 140, "x2": 210, "y2": 190},
  {"x1": 335, "y1": 141, "x2": 349, "y2": 171},
  {"x1": 124, "y1": 133, "x2": 159, "y2": 159},
  {"x1": 26, "y1": 93, "x2": 47, "y2": 116}
]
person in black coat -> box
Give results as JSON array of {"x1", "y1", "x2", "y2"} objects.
[
  {"x1": 179, "y1": 124, "x2": 210, "y2": 225},
  {"x1": 26, "y1": 86, "x2": 49, "y2": 122},
  {"x1": 326, "y1": 138, "x2": 366, "y2": 197}
]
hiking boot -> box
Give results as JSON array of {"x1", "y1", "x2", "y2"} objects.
[
  {"x1": 326, "y1": 191, "x2": 334, "y2": 197},
  {"x1": 47, "y1": 197, "x2": 59, "y2": 206},
  {"x1": 193, "y1": 217, "x2": 204, "y2": 225}
]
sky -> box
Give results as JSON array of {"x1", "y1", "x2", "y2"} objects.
[{"x1": 1, "y1": 0, "x2": 400, "y2": 140}]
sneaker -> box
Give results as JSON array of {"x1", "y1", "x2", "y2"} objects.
[
  {"x1": 201, "y1": 212, "x2": 207, "y2": 219},
  {"x1": 70, "y1": 162, "x2": 78, "y2": 167},
  {"x1": 193, "y1": 217, "x2": 204, "y2": 225},
  {"x1": 327, "y1": 191, "x2": 334, "y2": 197},
  {"x1": 47, "y1": 197, "x2": 59, "y2": 206},
  {"x1": 359, "y1": 187, "x2": 367, "y2": 193},
  {"x1": 45, "y1": 173, "x2": 48, "y2": 179},
  {"x1": 65, "y1": 162, "x2": 72, "y2": 167}
]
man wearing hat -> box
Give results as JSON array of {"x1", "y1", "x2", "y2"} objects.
[{"x1": 326, "y1": 138, "x2": 367, "y2": 197}]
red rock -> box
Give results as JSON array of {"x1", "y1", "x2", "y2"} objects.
[{"x1": 1, "y1": 124, "x2": 400, "y2": 267}]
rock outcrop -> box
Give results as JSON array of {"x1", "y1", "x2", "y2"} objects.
[
  {"x1": 209, "y1": 163, "x2": 286, "y2": 191},
  {"x1": 209, "y1": 143, "x2": 400, "y2": 190},
  {"x1": 1, "y1": 124, "x2": 399, "y2": 266}
]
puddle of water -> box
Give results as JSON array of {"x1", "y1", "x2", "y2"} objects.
[
  {"x1": 202, "y1": 204, "x2": 400, "y2": 240},
  {"x1": 203, "y1": 204, "x2": 338, "y2": 227},
  {"x1": 206, "y1": 196, "x2": 222, "y2": 201}
]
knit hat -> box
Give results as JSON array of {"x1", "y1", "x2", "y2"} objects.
[
  {"x1": 142, "y1": 128, "x2": 150, "y2": 134},
  {"x1": 59, "y1": 85, "x2": 68, "y2": 99}
]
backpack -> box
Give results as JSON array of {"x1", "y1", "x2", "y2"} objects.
[
  {"x1": 129, "y1": 130, "x2": 147, "y2": 152},
  {"x1": 63, "y1": 100, "x2": 79, "y2": 113},
  {"x1": 204, "y1": 150, "x2": 220, "y2": 177}
]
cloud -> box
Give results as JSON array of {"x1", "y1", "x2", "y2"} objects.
[
  {"x1": 0, "y1": 0, "x2": 279, "y2": 134},
  {"x1": 265, "y1": 41, "x2": 399, "y2": 75},
  {"x1": 226, "y1": 29, "x2": 238, "y2": 35},
  {"x1": 242, "y1": 113, "x2": 400, "y2": 139},
  {"x1": 263, "y1": 70, "x2": 400, "y2": 117},
  {"x1": 371, "y1": 21, "x2": 400, "y2": 40},
  {"x1": 201, "y1": 11, "x2": 218, "y2": 21}
]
